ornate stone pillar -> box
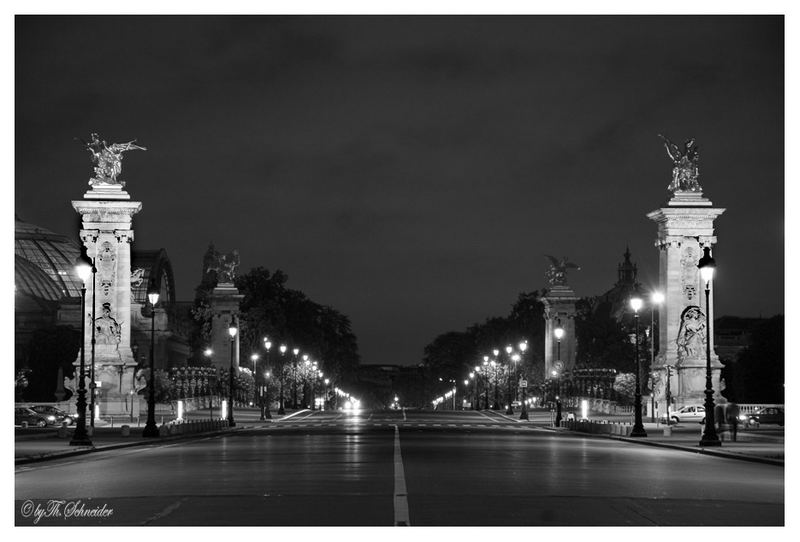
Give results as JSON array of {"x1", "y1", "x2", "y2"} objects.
[
  {"x1": 208, "y1": 283, "x2": 244, "y2": 371},
  {"x1": 647, "y1": 191, "x2": 725, "y2": 409},
  {"x1": 541, "y1": 285, "x2": 579, "y2": 379},
  {"x1": 72, "y1": 185, "x2": 142, "y2": 415}
]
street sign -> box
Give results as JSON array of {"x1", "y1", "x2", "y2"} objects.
[{"x1": 519, "y1": 380, "x2": 528, "y2": 388}]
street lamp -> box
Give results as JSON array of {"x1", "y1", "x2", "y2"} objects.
[
  {"x1": 698, "y1": 247, "x2": 721, "y2": 447},
  {"x1": 552, "y1": 369, "x2": 561, "y2": 426},
  {"x1": 292, "y1": 347, "x2": 300, "y2": 409},
  {"x1": 518, "y1": 341, "x2": 529, "y2": 420},
  {"x1": 470, "y1": 370, "x2": 478, "y2": 410},
  {"x1": 629, "y1": 296, "x2": 647, "y2": 437},
  {"x1": 505, "y1": 345, "x2": 514, "y2": 414},
  {"x1": 88, "y1": 252, "x2": 97, "y2": 429},
  {"x1": 490, "y1": 359, "x2": 500, "y2": 410},
  {"x1": 142, "y1": 282, "x2": 160, "y2": 438},
  {"x1": 69, "y1": 246, "x2": 93, "y2": 446},
  {"x1": 482, "y1": 358, "x2": 490, "y2": 409},
  {"x1": 554, "y1": 321, "x2": 564, "y2": 406},
  {"x1": 251, "y1": 353, "x2": 262, "y2": 420},
  {"x1": 263, "y1": 339, "x2": 272, "y2": 419},
  {"x1": 227, "y1": 321, "x2": 237, "y2": 427},
  {"x1": 650, "y1": 291, "x2": 664, "y2": 422},
  {"x1": 324, "y1": 378, "x2": 330, "y2": 410},
  {"x1": 278, "y1": 344, "x2": 287, "y2": 414}
]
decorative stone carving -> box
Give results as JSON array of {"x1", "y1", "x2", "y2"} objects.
[
  {"x1": 94, "y1": 302, "x2": 122, "y2": 347},
  {"x1": 659, "y1": 134, "x2": 702, "y2": 193},
  {"x1": 676, "y1": 305, "x2": 706, "y2": 363},
  {"x1": 81, "y1": 133, "x2": 146, "y2": 187},
  {"x1": 680, "y1": 245, "x2": 698, "y2": 302},
  {"x1": 130, "y1": 267, "x2": 145, "y2": 300}
]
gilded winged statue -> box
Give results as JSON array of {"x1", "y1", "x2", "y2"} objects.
[
  {"x1": 545, "y1": 255, "x2": 580, "y2": 286},
  {"x1": 659, "y1": 134, "x2": 701, "y2": 193},
  {"x1": 81, "y1": 133, "x2": 146, "y2": 186}
]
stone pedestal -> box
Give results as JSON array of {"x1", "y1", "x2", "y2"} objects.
[
  {"x1": 71, "y1": 184, "x2": 142, "y2": 415},
  {"x1": 208, "y1": 283, "x2": 243, "y2": 371},
  {"x1": 647, "y1": 191, "x2": 725, "y2": 409},
  {"x1": 542, "y1": 285, "x2": 578, "y2": 379}
]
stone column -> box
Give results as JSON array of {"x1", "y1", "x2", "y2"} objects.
[
  {"x1": 647, "y1": 191, "x2": 725, "y2": 409},
  {"x1": 541, "y1": 285, "x2": 579, "y2": 379},
  {"x1": 72, "y1": 183, "x2": 142, "y2": 415},
  {"x1": 208, "y1": 283, "x2": 244, "y2": 371}
]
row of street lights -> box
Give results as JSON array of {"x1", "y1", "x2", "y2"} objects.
[
  {"x1": 459, "y1": 340, "x2": 529, "y2": 420},
  {"x1": 198, "y1": 332, "x2": 334, "y2": 426}
]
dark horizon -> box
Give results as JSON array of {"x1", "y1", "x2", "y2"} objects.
[{"x1": 15, "y1": 15, "x2": 784, "y2": 366}]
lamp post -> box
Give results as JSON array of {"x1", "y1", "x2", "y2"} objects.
[
  {"x1": 278, "y1": 344, "x2": 287, "y2": 414},
  {"x1": 553, "y1": 323, "x2": 565, "y2": 426},
  {"x1": 698, "y1": 247, "x2": 721, "y2": 447},
  {"x1": 227, "y1": 321, "x2": 237, "y2": 427},
  {"x1": 470, "y1": 371, "x2": 477, "y2": 410},
  {"x1": 490, "y1": 359, "x2": 500, "y2": 410},
  {"x1": 505, "y1": 345, "x2": 514, "y2": 414},
  {"x1": 519, "y1": 340, "x2": 529, "y2": 420},
  {"x1": 292, "y1": 348, "x2": 300, "y2": 409},
  {"x1": 482, "y1": 358, "x2": 490, "y2": 410},
  {"x1": 263, "y1": 339, "x2": 272, "y2": 419},
  {"x1": 70, "y1": 246, "x2": 93, "y2": 446},
  {"x1": 142, "y1": 283, "x2": 160, "y2": 438},
  {"x1": 650, "y1": 291, "x2": 664, "y2": 422},
  {"x1": 89, "y1": 254, "x2": 97, "y2": 429},
  {"x1": 251, "y1": 353, "x2": 262, "y2": 419},
  {"x1": 324, "y1": 378, "x2": 330, "y2": 410},
  {"x1": 629, "y1": 297, "x2": 647, "y2": 437},
  {"x1": 552, "y1": 369, "x2": 561, "y2": 426}
]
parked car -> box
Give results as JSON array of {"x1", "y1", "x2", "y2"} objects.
[
  {"x1": 28, "y1": 405, "x2": 74, "y2": 426},
  {"x1": 15, "y1": 407, "x2": 48, "y2": 427},
  {"x1": 747, "y1": 407, "x2": 784, "y2": 427},
  {"x1": 661, "y1": 404, "x2": 706, "y2": 424}
]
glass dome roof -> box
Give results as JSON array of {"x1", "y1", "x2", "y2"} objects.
[{"x1": 15, "y1": 216, "x2": 83, "y2": 299}]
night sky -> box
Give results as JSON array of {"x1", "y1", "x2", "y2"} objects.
[{"x1": 14, "y1": 16, "x2": 784, "y2": 367}]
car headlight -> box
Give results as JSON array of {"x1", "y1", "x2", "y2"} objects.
[
  {"x1": 47, "y1": 415, "x2": 56, "y2": 421},
  {"x1": 739, "y1": 414, "x2": 748, "y2": 421}
]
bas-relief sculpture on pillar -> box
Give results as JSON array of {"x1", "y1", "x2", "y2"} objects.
[
  {"x1": 541, "y1": 256, "x2": 580, "y2": 379},
  {"x1": 67, "y1": 134, "x2": 145, "y2": 415},
  {"x1": 648, "y1": 135, "x2": 725, "y2": 411}
]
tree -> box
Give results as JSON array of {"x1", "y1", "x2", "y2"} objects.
[
  {"x1": 613, "y1": 373, "x2": 636, "y2": 405},
  {"x1": 234, "y1": 267, "x2": 361, "y2": 386},
  {"x1": 22, "y1": 325, "x2": 79, "y2": 401},
  {"x1": 726, "y1": 316, "x2": 784, "y2": 403},
  {"x1": 575, "y1": 297, "x2": 635, "y2": 372}
]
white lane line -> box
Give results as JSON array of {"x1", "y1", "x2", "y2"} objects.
[
  {"x1": 402, "y1": 408, "x2": 407, "y2": 421},
  {"x1": 476, "y1": 410, "x2": 498, "y2": 421},
  {"x1": 393, "y1": 425, "x2": 411, "y2": 526}
]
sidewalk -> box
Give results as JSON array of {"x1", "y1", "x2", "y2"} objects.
[
  {"x1": 563, "y1": 421, "x2": 783, "y2": 465},
  {"x1": 15, "y1": 408, "x2": 306, "y2": 465},
  {"x1": 492, "y1": 411, "x2": 784, "y2": 466},
  {"x1": 612, "y1": 422, "x2": 784, "y2": 465}
]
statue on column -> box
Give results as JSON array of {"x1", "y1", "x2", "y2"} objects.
[
  {"x1": 659, "y1": 134, "x2": 702, "y2": 193},
  {"x1": 203, "y1": 244, "x2": 240, "y2": 284},
  {"x1": 80, "y1": 132, "x2": 146, "y2": 187},
  {"x1": 545, "y1": 255, "x2": 580, "y2": 286}
]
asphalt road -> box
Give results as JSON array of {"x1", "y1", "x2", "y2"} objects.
[{"x1": 14, "y1": 409, "x2": 783, "y2": 526}]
